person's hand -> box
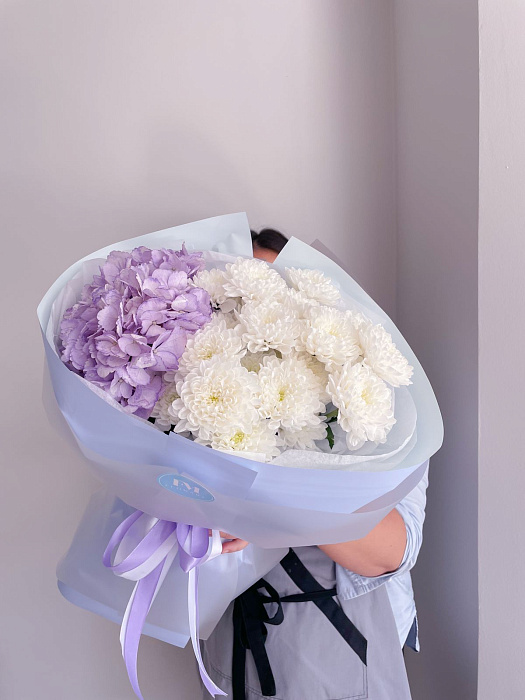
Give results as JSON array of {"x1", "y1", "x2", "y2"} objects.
[
  {"x1": 220, "y1": 532, "x2": 249, "y2": 554},
  {"x1": 209, "y1": 529, "x2": 249, "y2": 554}
]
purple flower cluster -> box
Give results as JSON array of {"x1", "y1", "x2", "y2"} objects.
[{"x1": 59, "y1": 245, "x2": 212, "y2": 418}]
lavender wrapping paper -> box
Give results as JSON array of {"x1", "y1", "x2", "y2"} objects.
[{"x1": 39, "y1": 213, "x2": 442, "y2": 646}]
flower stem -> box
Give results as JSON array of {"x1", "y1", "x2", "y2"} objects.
[{"x1": 325, "y1": 409, "x2": 339, "y2": 423}]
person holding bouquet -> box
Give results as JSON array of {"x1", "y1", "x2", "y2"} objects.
[
  {"x1": 198, "y1": 230, "x2": 428, "y2": 700},
  {"x1": 40, "y1": 214, "x2": 440, "y2": 700}
]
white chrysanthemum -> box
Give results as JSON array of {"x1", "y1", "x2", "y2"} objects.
[
  {"x1": 286, "y1": 267, "x2": 341, "y2": 306},
  {"x1": 299, "y1": 306, "x2": 361, "y2": 369},
  {"x1": 258, "y1": 355, "x2": 325, "y2": 431},
  {"x1": 209, "y1": 310, "x2": 239, "y2": 329},
  {"x1": 285, "y1": 288, "x2": 320, "y2": 319},
  {"x1": 192, "y1": 268, "x2": 237, "y2": 311},
  {"x1": 151, "y1": 382, "x2": 180, "y2": 431},
  {"x1": 162, "y1": 369, "x2": 178, "y2": 384},
  {"x1": 279, "y1": 421, "x2": 327, "y2": 450},
  {"x1": 177, "y1": 318, "x2": 246, "y2": 376},
  {"x1": 223, "y1": 257, "x2": 288, "y2": 303},
  {"x1": 328, "y1": 361, "x2": 396, "y2": 450},
  {"x1": 198, "y1": 421, "x2": 281, "y2": 461},
  {"x1": 290, "y1": 350, "x2": 330, "y2": 402},
  {"x1": 172, "y1": 356, "x2": 260, "y2": 440},
  {"x1": 241, "y1": 350, "x2": 278, "y2": 373},
  {"x1": 238, "y1": 299, "x2": 302, "y2": 355},
  {"x1": 348, "y1": 310, "x2": 373, "y2": 332},
  {"x1": 358, "y1": 323, "x2": 413, "y2": 387}
]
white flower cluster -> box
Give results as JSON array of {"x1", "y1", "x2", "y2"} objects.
[{"x1": 152, "y1": 257, "x2": 414, "y2": 459}]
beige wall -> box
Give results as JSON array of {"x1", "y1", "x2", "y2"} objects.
[
  {"x1": 394, "y1": 2, "x2": 479, "y2": 698},
  {"x1": 0, "y1": 2, "x2": 397, "y2": 698},
  {"x1": 478, "y1": 1, "x2": 525, "y2": 697},
  {"x1": 7, "y1": 2, "x2": 506, "y2": 698}
]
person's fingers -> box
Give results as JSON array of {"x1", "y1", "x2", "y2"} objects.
[
  {"x1": 222, "y1": 538, "x2": 249, "y2": 554},
  {"x1": 207, "y1": 530, "x2": 249, "y2": 553}
]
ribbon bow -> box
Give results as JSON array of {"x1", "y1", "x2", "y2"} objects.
[{"x1": 103, "y1": 510, "x2": 226, "y2": 699}]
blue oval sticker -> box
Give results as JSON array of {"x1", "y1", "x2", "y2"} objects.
[{"x1": 158, "y1": 474, "x2": 214, "y2": 502}]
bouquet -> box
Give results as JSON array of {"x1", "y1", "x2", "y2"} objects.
[
  {"x1": 38, "y1": 213, "x2": 442, "y2": 698},
  {"x1": 59, "y1": 238, "x2": 414, "y2": 461}
]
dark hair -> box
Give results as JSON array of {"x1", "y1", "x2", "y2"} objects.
[{"x1": 250, "y1": 228, "x2": 288, "y2": 254}]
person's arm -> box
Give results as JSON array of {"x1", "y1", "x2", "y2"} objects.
[
  {"x1": 216, "y1": 509, "x2": 406, "y2": 570},
  {"x1": 219, "y1": 462, "x2": 429, "y2": 575},
  {"x1": 318, "y1": 508, "x2": 407, "y2": 577},
  {"x1": 336, "y1": 463, "x2": 430, "y2": 596}
]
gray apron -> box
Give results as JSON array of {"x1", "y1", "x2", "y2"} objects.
[{"x1": 200, "y1": 546, "x2": 412, "y2": 700}]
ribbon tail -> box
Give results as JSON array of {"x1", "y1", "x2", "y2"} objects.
[
  {"x1": 120, "y1": 544, "x2": 178, "y2": 653},
  {"x1": 120, "y1": 560, "x2": 165, "y2": 700},
  {"x1": 201, "y1": 529, "x2": 223, "y2": 564},
  {"x1": 188, "y1": 567, "x2": 227, "y2": 697}
]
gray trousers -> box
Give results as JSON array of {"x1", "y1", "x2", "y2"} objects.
[{"x1": 200, "y1": 546, "x2": 412, "y2": 700}]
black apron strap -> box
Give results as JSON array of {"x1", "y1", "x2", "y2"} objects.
[
  {"x1": 231, "y1": 548, "x2": 368, "y2": 699},
  {"x1": 232, "y1": 580, "x2": 284, "y2": 698},
  {"x1": 280, "y1": 548, "x2": 368, "y2": 666}
]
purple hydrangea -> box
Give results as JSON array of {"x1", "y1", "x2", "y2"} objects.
[{"x1": 59, "y1": 245, "x2": 212, "y2": 418}]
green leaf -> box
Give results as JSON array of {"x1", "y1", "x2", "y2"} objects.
[{"x1": 326, "y1": 423, "x2": 335, "y2": 450}]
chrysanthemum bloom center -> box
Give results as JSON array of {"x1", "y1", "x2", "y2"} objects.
[
  {"x1": 278, "y1": 388, "x2": 287, "y2": 402},
  {"x1": 166, "y1": 389, "x2": 179, "y2": 403},
  {"x1": 361, "y1": 389, "x2": 372, "y2": 404},
  {"x1": 262, "y1": 309, "x2": 280, "y2": 324},
  {"x1": 232, "y1": 431, "x2": 246, "y2": 445},
  {"x1": 208, "y1": 392, "x2": 221, "y2": 404},
  {"x1": 197, "y1": 338, "x2": 223, "y2": 360},
  {"x1": 315, "y1": 318, "x2": 342, "y2": 337}
]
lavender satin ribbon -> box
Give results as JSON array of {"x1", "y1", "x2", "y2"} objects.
[{"x1": 103, "y1": 511, "x2": 226, "y2": 699}]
